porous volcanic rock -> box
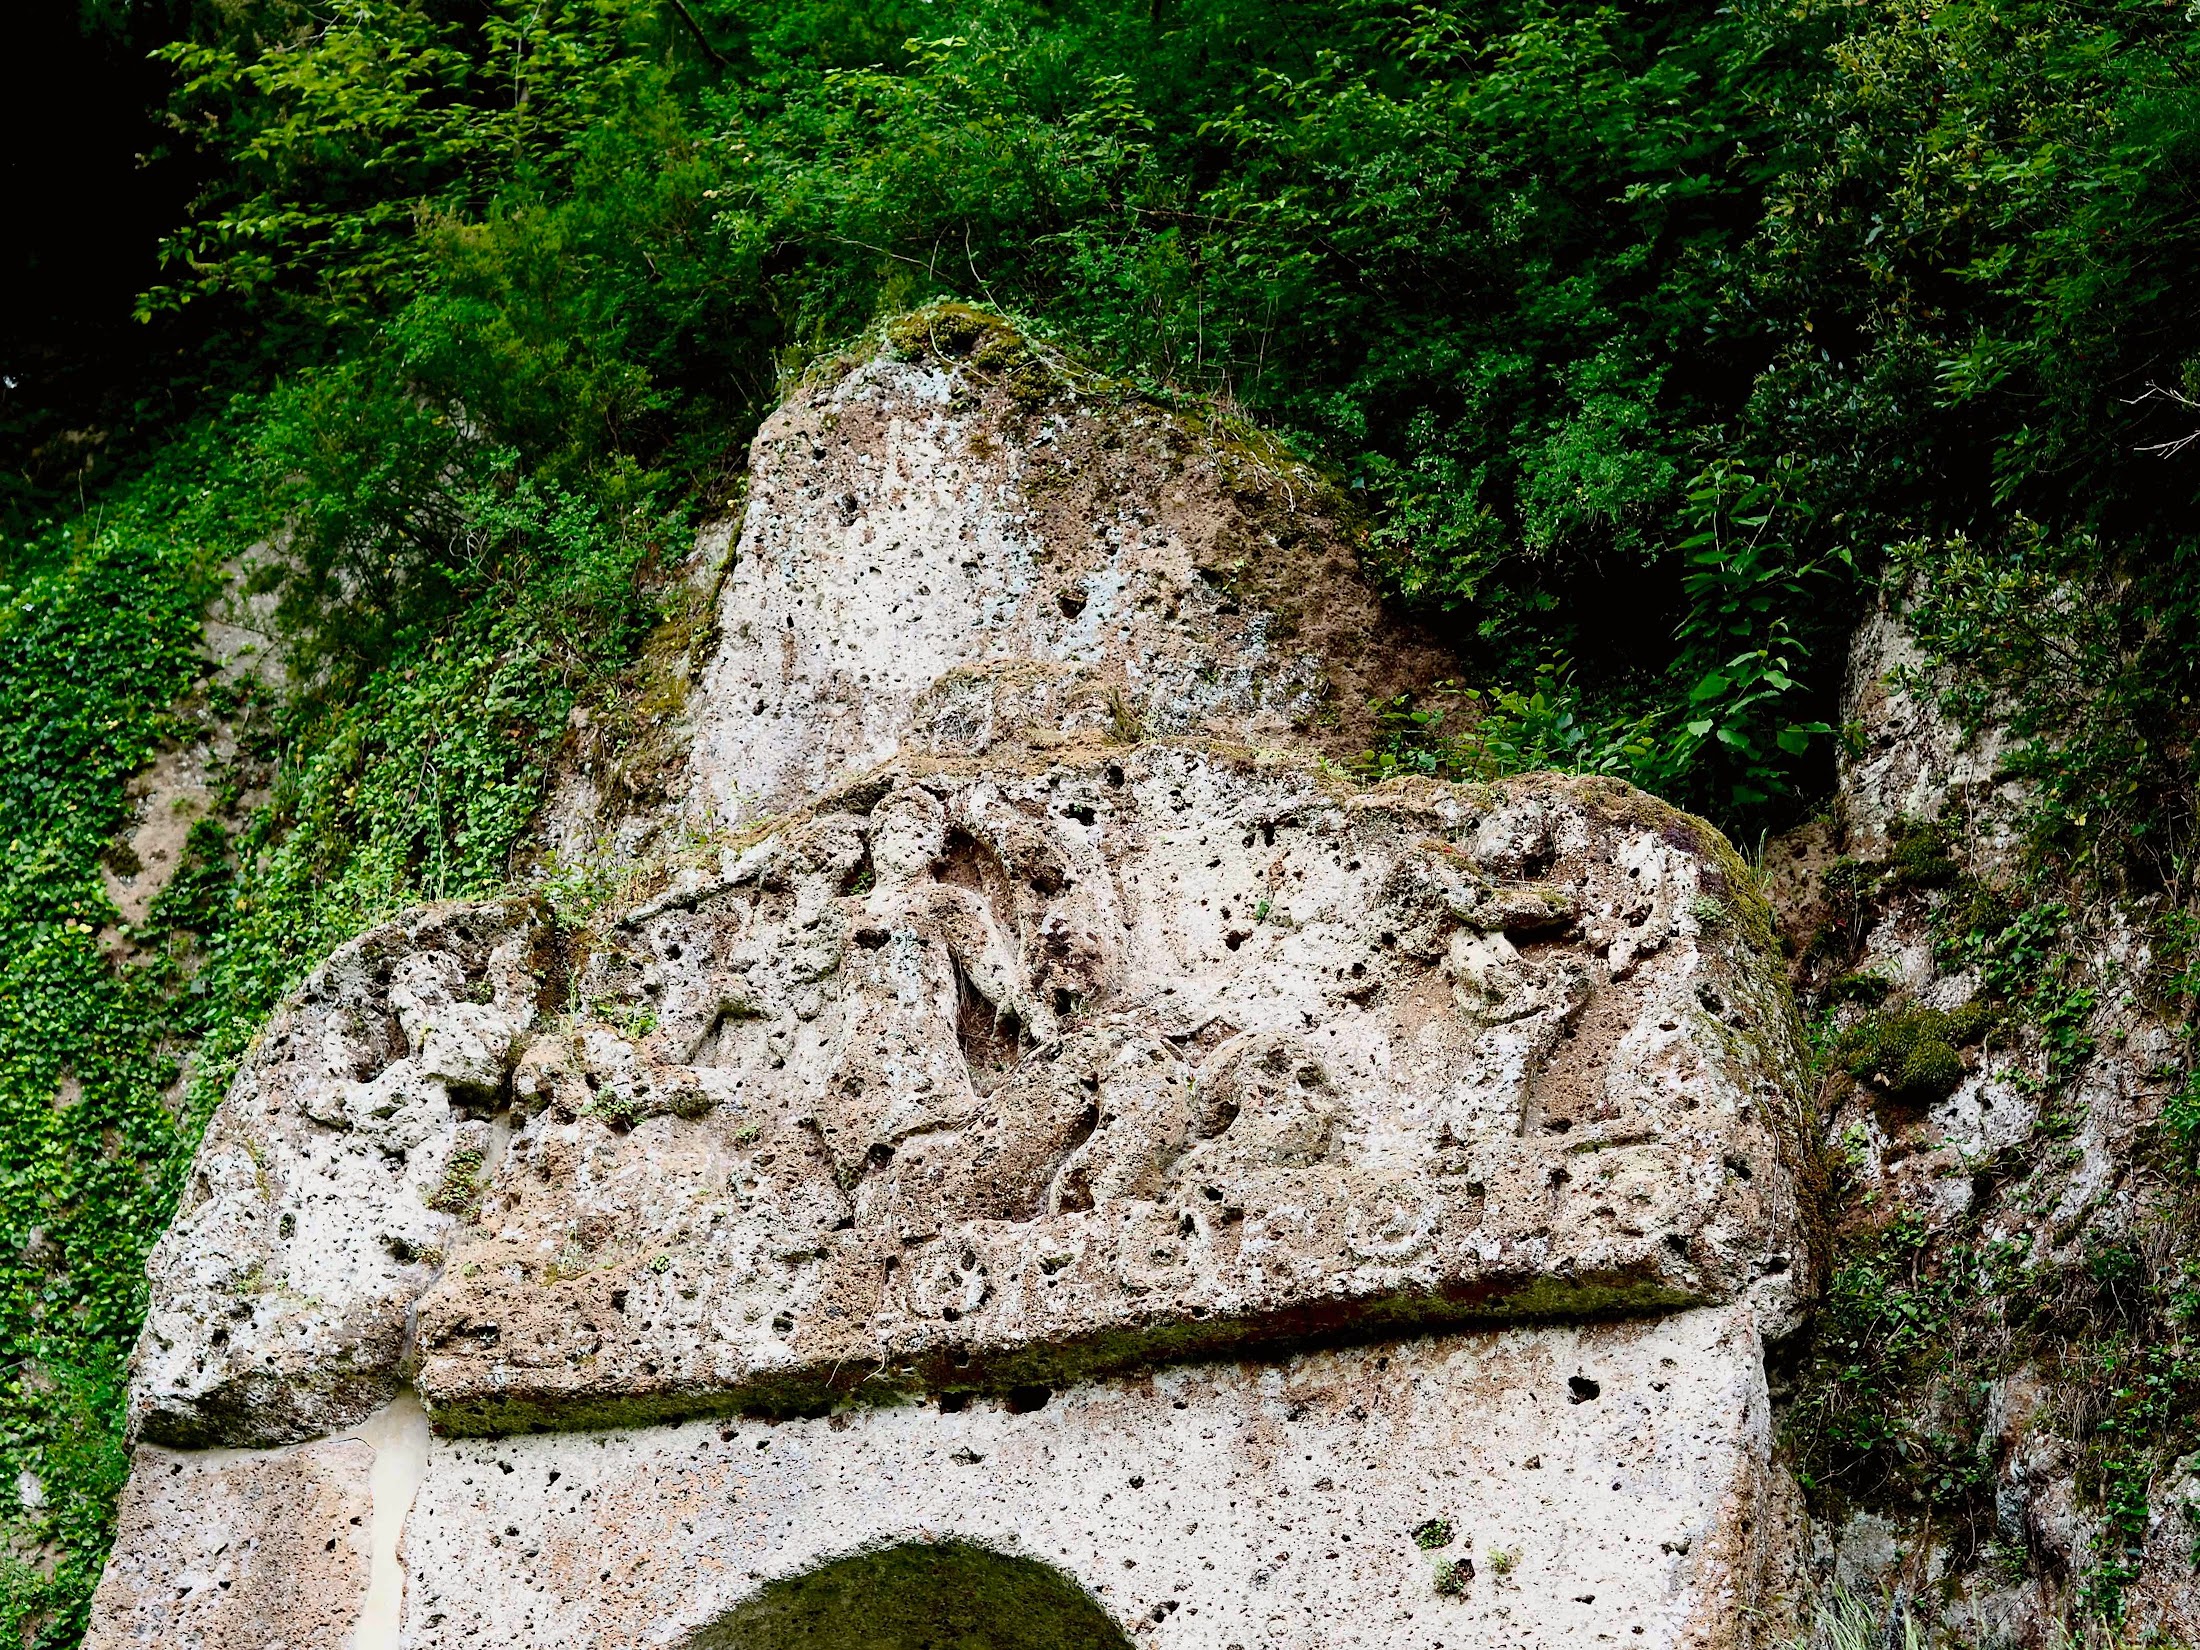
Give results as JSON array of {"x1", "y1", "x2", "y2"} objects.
[
  {"x1": 682, "y1": 309, "x2": 1453, "y2": 830},
  {"x1": 83, "y1": 1430, "x2": 374, "y2": 1649},
  {"x1": 410, "y1": 754, "x2": 1808, "y2": 1433},
  {"x1": 398, "y1": 1309, "x2": 1796, "y2": 1650},
  {"x1": 130, "y1": 899, "x2": 550, "y2": 1446},
  {"x1": 92, "y1": 316, "x2": 1818, "y2": 1650}
]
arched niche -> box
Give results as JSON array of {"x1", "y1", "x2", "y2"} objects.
[{"x1": 685, "y1": 1539, "x2": 1135, "y2": 1650}]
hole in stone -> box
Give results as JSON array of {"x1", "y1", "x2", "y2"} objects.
[
  {"x1": 937, "y1": 1391, "x2": 971, "y2": 1414},
  {"x1": 953, "y1": 959, "x2": 1024, "y2": 1096},
  {"x1": 685, "y1": 1541, "x2": 1134, "y2": 1650},
  {"x1": 1005, "y1": 1384, "x2": 1052, "y2": 1414},
  {"x1": 1568, "y1": 1375, "x2": 1601, "y2": 1404},
  {"x1": 1055, "y1": 1161, "x2": 1096, "y2": 1214},
  {"x1": 1057, "y1": 589, "x2": 1088, "y2": 619},
  {"x1": 1105, "y1": 764, "x2": 1125, "y2": 788}
]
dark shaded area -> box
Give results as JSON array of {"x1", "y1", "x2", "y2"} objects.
[
  {"x1": 686, "y1": 1540, "x2": 1135, "y2": 1650},
  {"x1": 0, "y1": 3, "x2": 199, "y2": 546}
]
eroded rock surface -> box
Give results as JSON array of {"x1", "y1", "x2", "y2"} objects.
[
  {"x1": 1766, "y1": 586, "x2": 2200, "y2": 1642},
  {"x1": 124, "y1": 754, "x2": 1808, "y2": 1443},
  {"x1": 131, "y1": 900, "x2": 549, "y2": 1446},
  {"x1": 84, "y1": 1431, "x2": 374, "y2": 1649},
  {"x1": 94, "y1": 319, "x2": 1817, "y2": 1650},
  {"x1": 684, "y1": 316, "x2": 1451, "y2": 830},
  {"x1": 416, "y1": 756, "x2": 1807, "y2": 1432}
]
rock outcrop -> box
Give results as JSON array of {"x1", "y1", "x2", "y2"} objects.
[
  {"x1": 1766, "y1": 586, "x2": 2200, "y2": 1643},
  {"x1": 88, "y1": 316, "x2": 1818, "y2": 1650},
  {"x1": 132, "y1": 901, "x2": 547, "y2": 1447}
]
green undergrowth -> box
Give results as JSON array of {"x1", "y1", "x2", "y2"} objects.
[
  {"x1": 0, "y1": 408, "x2": 661, "y2": 1642},
  {"x1": 0, "y1": 475, "x2": 214, "y2": 1640}
]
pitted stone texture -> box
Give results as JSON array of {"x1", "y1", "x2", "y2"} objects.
[
  {"x1": 685, "y1": 344, "x2": 1447, "y2": 829},
  {"x1": 83, "y1": 1433, "x2": 373, "y2": 1649},
  {"x1": 96, "y1": 324, "x2": 1819, "y2": 1650},
  {"x1": 409, "y1": 753, "x2": 1810, "y2": 1432},
  {"x1": 1837, "y1": 600, "x2": 2022, "y2": 865},
  {"x1": 128, "y1": 900, "x2": 549, "y2": 1447},
  {"x1": 398, "y1": 1309, "x2": 1789, "y2": 1650}
]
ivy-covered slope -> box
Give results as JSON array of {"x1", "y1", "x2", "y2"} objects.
[{"x1": 0, "y1": 431, "x2": 659, "y2": 1643}]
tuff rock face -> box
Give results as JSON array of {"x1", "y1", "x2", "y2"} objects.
[
  {"x1": 88, "y1": 319, "x2": 1817, "y2": 1650},
  {"x1": 681, "y1": 316, "x2": 1452, "y2": 830},
  {"x1": 1767, "y1": 590, "x2": 2200, "y2": 1644},
  {"x1": 429, "y1": 753, "x2": 1808, "y2": 1433},
  {"x1": 131, "y1": 901, "x2": 547, "y2": 1447}
]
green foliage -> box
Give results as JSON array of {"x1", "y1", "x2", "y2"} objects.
[
  {"x1": 1642, "y1": 460, "x2": 1844, "y2": 812},
  {"x1": 0, "y1": 373, "x2": 655, "y2": 1645},
  {"x1": 0, "y1": 466, "x2": 218, "y2": 1646},
  {"x1": 120, "y1": 0, "x2": 2200, "y2": 843},
  {"x1": 1358, "y1": 659, "x2": 1660, "y2": 785},
  {"x1": 2164, "y1": 1071, "x2": 2200, "y2": 1179},
  {"x1": 2079, "y1": 1336, "x2": 2199, "y2": 1623},
  {"x1": 1795, "y1": 828, "x2": 2200, "y2": 1620},
  {"x1": 1788, "y1": 1212, "x2": 2004, "y2": 1508},
  {"x1": 136, "y1": 0, "x2": 1828, "y2": 816},
  {"x1": 429, "y1": 1148, "x2": 488, "y2": 1216},
  {"x1": 1884, "y1": 820, "x2": 1957, "y2": 893}
]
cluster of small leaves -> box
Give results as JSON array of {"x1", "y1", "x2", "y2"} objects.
[
  {"x1": 1789, "y1": 1215, "x2": 1984, "y2": 1499},
  {"x1": 1356, "y1": 658, "x2": 1661, "y2": 786}
]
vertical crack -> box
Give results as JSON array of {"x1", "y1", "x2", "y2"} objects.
[{"x1": 347, "y1": 1388, "x2": 430, "y2": 1650}]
